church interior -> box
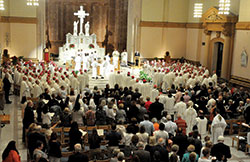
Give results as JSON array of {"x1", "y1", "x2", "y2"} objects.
[{"x1": 0, "y1": 0, "x2": 250, "y2": 162}]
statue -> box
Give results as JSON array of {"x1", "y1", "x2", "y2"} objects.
[
  {"x1": 85, "y1": 21, "x2": 90, "y2": 36},
  {"x1": 73, "y1": 21, "x2": 79, "y2": 36},
  {"x1": 74, "y1": 6, "x2": 89, "y2": 35}
]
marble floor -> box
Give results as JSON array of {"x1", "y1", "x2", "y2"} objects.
[{"x1": 0, "y1": 95, "x2": 249, "y2": 162}]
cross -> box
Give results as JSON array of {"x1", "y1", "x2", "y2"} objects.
[{"x1": 74, "y1": 6, "x2": 89, "y2": 34}]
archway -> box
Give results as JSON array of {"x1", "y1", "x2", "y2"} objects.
[
  {"x1": 202, "y1": 7, "x2": 238, "y2": 79},
  {"x1": 209, "y1": 37, "x2": 225, "y2": 77},
  {"x1": 212, "y1": 42, "x2": 224, "y2": 77}
]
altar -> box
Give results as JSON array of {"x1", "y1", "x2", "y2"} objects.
[{"x1": 59, "y1": 6, "x2": 105, "y2": 65}]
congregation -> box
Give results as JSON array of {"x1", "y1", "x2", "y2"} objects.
[{"x1": 1, "y1": 59, "x2": 250, "y2": 162}]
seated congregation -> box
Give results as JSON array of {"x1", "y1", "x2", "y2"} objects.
[{"x1": 11, "y1": 79, "x2": 248, "y2": 162}]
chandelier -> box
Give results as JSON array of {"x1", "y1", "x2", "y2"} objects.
[
  {"x1": 218, "y1": 0, "x2": 230, "y2": 15},
  {"x1": 27, "y1": 0, "x2": 39, "y2": 6},
  {"x1": 0, "y1": 0, "x2": 5, "y2": 10},
  {"x1": 193, "y1": 3, "x2": 203, "y2": 18}
]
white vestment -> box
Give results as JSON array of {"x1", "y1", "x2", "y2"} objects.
[
  {"x1": 212, "y1": 74, "x2": 218, "y2": 86},
  {"x1": 91, "y1": 60, "x2": 98, "y2": 78},
  {"x1": 112, "y1": 50, "x2": 120, "y2": 69},
  {"x1": 165, "y1": 96, "x2": 175, "y2": 115},
  {"x1": 211, "y1": 114, "x2": 227, "y2": 144},
  {"x1": 174, "y1": 101, "x2": 187, "y2": 119},
  {"x1": 32, "y1": 84, "x2": 43, "y2": 98},
  {"x1": 185, "y1": 107, "x2": 197, "y2": 135},
  {"x1": 75, "y1": 55, "x2": 82, "y2": 71},
  {"x1": 121, "y1": 51, "x2": 128, "y2": 66},
  {"x1": 20, "y1": 80, "x2": 30, "y2": 101},
  {"x1": 71, "y1": 77, "x2": 79, "y2": 93},
  {"x1": 196, "y1": 117, "x2": 208, "y2": 140}
]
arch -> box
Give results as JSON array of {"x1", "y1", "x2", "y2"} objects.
[{"x1": 208, "y1": 37, "x2": 224, "y2": 71}]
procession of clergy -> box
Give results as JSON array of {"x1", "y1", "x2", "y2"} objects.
[{"x1": 1, "y1": 56, "x2": 218, "y2": 104}]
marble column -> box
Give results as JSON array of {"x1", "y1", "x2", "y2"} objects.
[
  {"x1": 36, "y1": 0, "x2": 46, "y2": 61},
  {"x1": 221, "y1": 35, "x2": 231, "y2": 79},
  {"x1": 204, "y1": 30, "x2": 211, "y2": 68}
]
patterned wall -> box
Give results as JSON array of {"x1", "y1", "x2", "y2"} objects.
[{"x1": 46, "y1": 0, "x2": 128, "y2": 54}]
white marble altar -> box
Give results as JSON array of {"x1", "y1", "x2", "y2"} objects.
[{"x1": 59, "y1": 6, "x2": 105, "y2": 65}]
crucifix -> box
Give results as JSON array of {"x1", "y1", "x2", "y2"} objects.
[{"x1": 74, "y1": 6, "x2": 89, "y2": 35}]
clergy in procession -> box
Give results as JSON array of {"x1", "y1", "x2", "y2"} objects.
[
  {"x1": 185, "y1": 101, "x2": 197, "y2": 135},
  {"x1": 20, "y1": 76, "x2": 30, "y2": 101},
  {"x1": 211, "y1": 110, "x2": 227, "y2": 144},
  {"x1": 78, "y1": 71, "x2": 86, "y2": 93},
  {"x1": 71, "y1": 74, "x2": 80, "y2": 94},
  {"x1": 112, "y1": 49, "x2": 120, "y2": 69},
  {"x1": 174, "y1": 97, "x2": 186, "y2": 119},
  {"x1": 121, "y1": 49, "x2": 128, "y2": 66},
  {"x1": 32, "y1": 80, "x2": 43, "y2": 98}
]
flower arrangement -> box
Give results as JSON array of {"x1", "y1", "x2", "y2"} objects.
[
  {"x1": 69, "y1": 44, "x2": 75, "y2": 48},
  {"x1": 89, "y1": 44, "x2": 95, "y2": 49},
  {"x1": 139, "y1": 71, "x2": 152, "y2": 82}
]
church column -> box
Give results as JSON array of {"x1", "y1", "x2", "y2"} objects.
[
  {"x1": 204, "y1": 30, "x2": 211, "y2": 68},
  {"x1": 221, "y1": 33, "x2": 231, "y2": 79},
  {"x1": 36, "y1": 0, "x2": 46, "y2": 60}
]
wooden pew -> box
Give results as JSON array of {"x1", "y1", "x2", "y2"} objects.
[{"x1": 0, "y1": 114, "x2": 10, "y2": 124}]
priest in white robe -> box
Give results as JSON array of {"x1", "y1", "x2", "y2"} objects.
[
  {"x1": 196, "y1": 111, "x2": 208, "y2": 141},
  {"x1": 121, "y1": 49, "x2": 128, "y2": 66},
  {"x1": 211, "y1": 112, "x2": 227, "y2": 144},
  {"x1": 112, "y1": 49, "x2": 120, "y2": 69},
  {"x1": 71, "y1": 74, "x2": 80, "y2": 94},
  {"x1": 20, "y1": 77, "x2": 30, "y2": 101},
  {"x1": 32, "y1": 80, "x2": 43, "y2": 98},
  {"x1": 185, "y1": 101, "x2": 197, "y2": 135},
  {"x1": 174, "y1": 97, "x2": 187, "y2": 119}
]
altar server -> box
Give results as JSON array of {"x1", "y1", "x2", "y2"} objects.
[{"x1": 91, "y1": 58, "x2": 98, "y2": 79}]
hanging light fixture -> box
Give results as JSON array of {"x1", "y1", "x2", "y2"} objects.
[
  {"x1": 27, "y1": 0, "x2": 39, "y2": 6},
  {"x1": 218, "y1": 0, "x2": 230, "y2": 15},
  {"x1": 0, "y1": 0, "x2": 5, "y2": 10},
  {"x1": 194, "y1": 3, "x2": 203, "y2": 18}
]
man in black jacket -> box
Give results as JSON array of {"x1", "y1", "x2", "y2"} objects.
[
  {"x1": 3, "y1": 74, "x2": 12, "y2": 104},
  {"x1": 68, "y1": 143, "x2": 89, "y2": 162},
  {"x1": 211, "y1": 136, "x2": 231, "y2": 162},
  {"x1": 22, "y1": 100, "x2": 34, "y2": 142},
  {"x1": 149, "y1": 97, "x2": 164, "y2": 120}
]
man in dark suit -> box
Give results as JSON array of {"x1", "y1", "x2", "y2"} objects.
[
  {"x1": 149, "y1": 97, "x2": 164, "y2": 120},
  {"x1": 3, "y1": 74, "x2": 12, "y2": 104},
  {"x1": 211, "y1": 136, "x2": 231, "y2": 162},
  {"x1": 68, "y1": 143, "x2": 89, "y2": 162},
  {"x1": 134, "y1": 142, "x2": 151, "y2": 162},
  {"x1": 22, "y1": 100, "x2": 34, "y2": 142}
]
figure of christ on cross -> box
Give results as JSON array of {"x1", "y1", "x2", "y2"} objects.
[{"x1": 74, "y1": 6, "x2": 89, "y2": 35}]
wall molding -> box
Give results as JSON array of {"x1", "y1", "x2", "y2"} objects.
[
  {"x1": 140, "y1": 21, "x2": 203, "y2": 29},
  {"x1": 140, "y1": 21, "x2": 250, "y2": 30},
  {"x1": 230, "y1": 75, "x2": 250, "y2": 88},
  {"x1": 236, "y1": 22, "x2": 250, "y2": 30},
  {"x1": 0, "y1": 16, "x2": 37, "y2": 24}
]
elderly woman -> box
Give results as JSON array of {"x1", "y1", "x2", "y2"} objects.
[{"x1": 182, "y1": 145, "x2": 199, "y2": 162}]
